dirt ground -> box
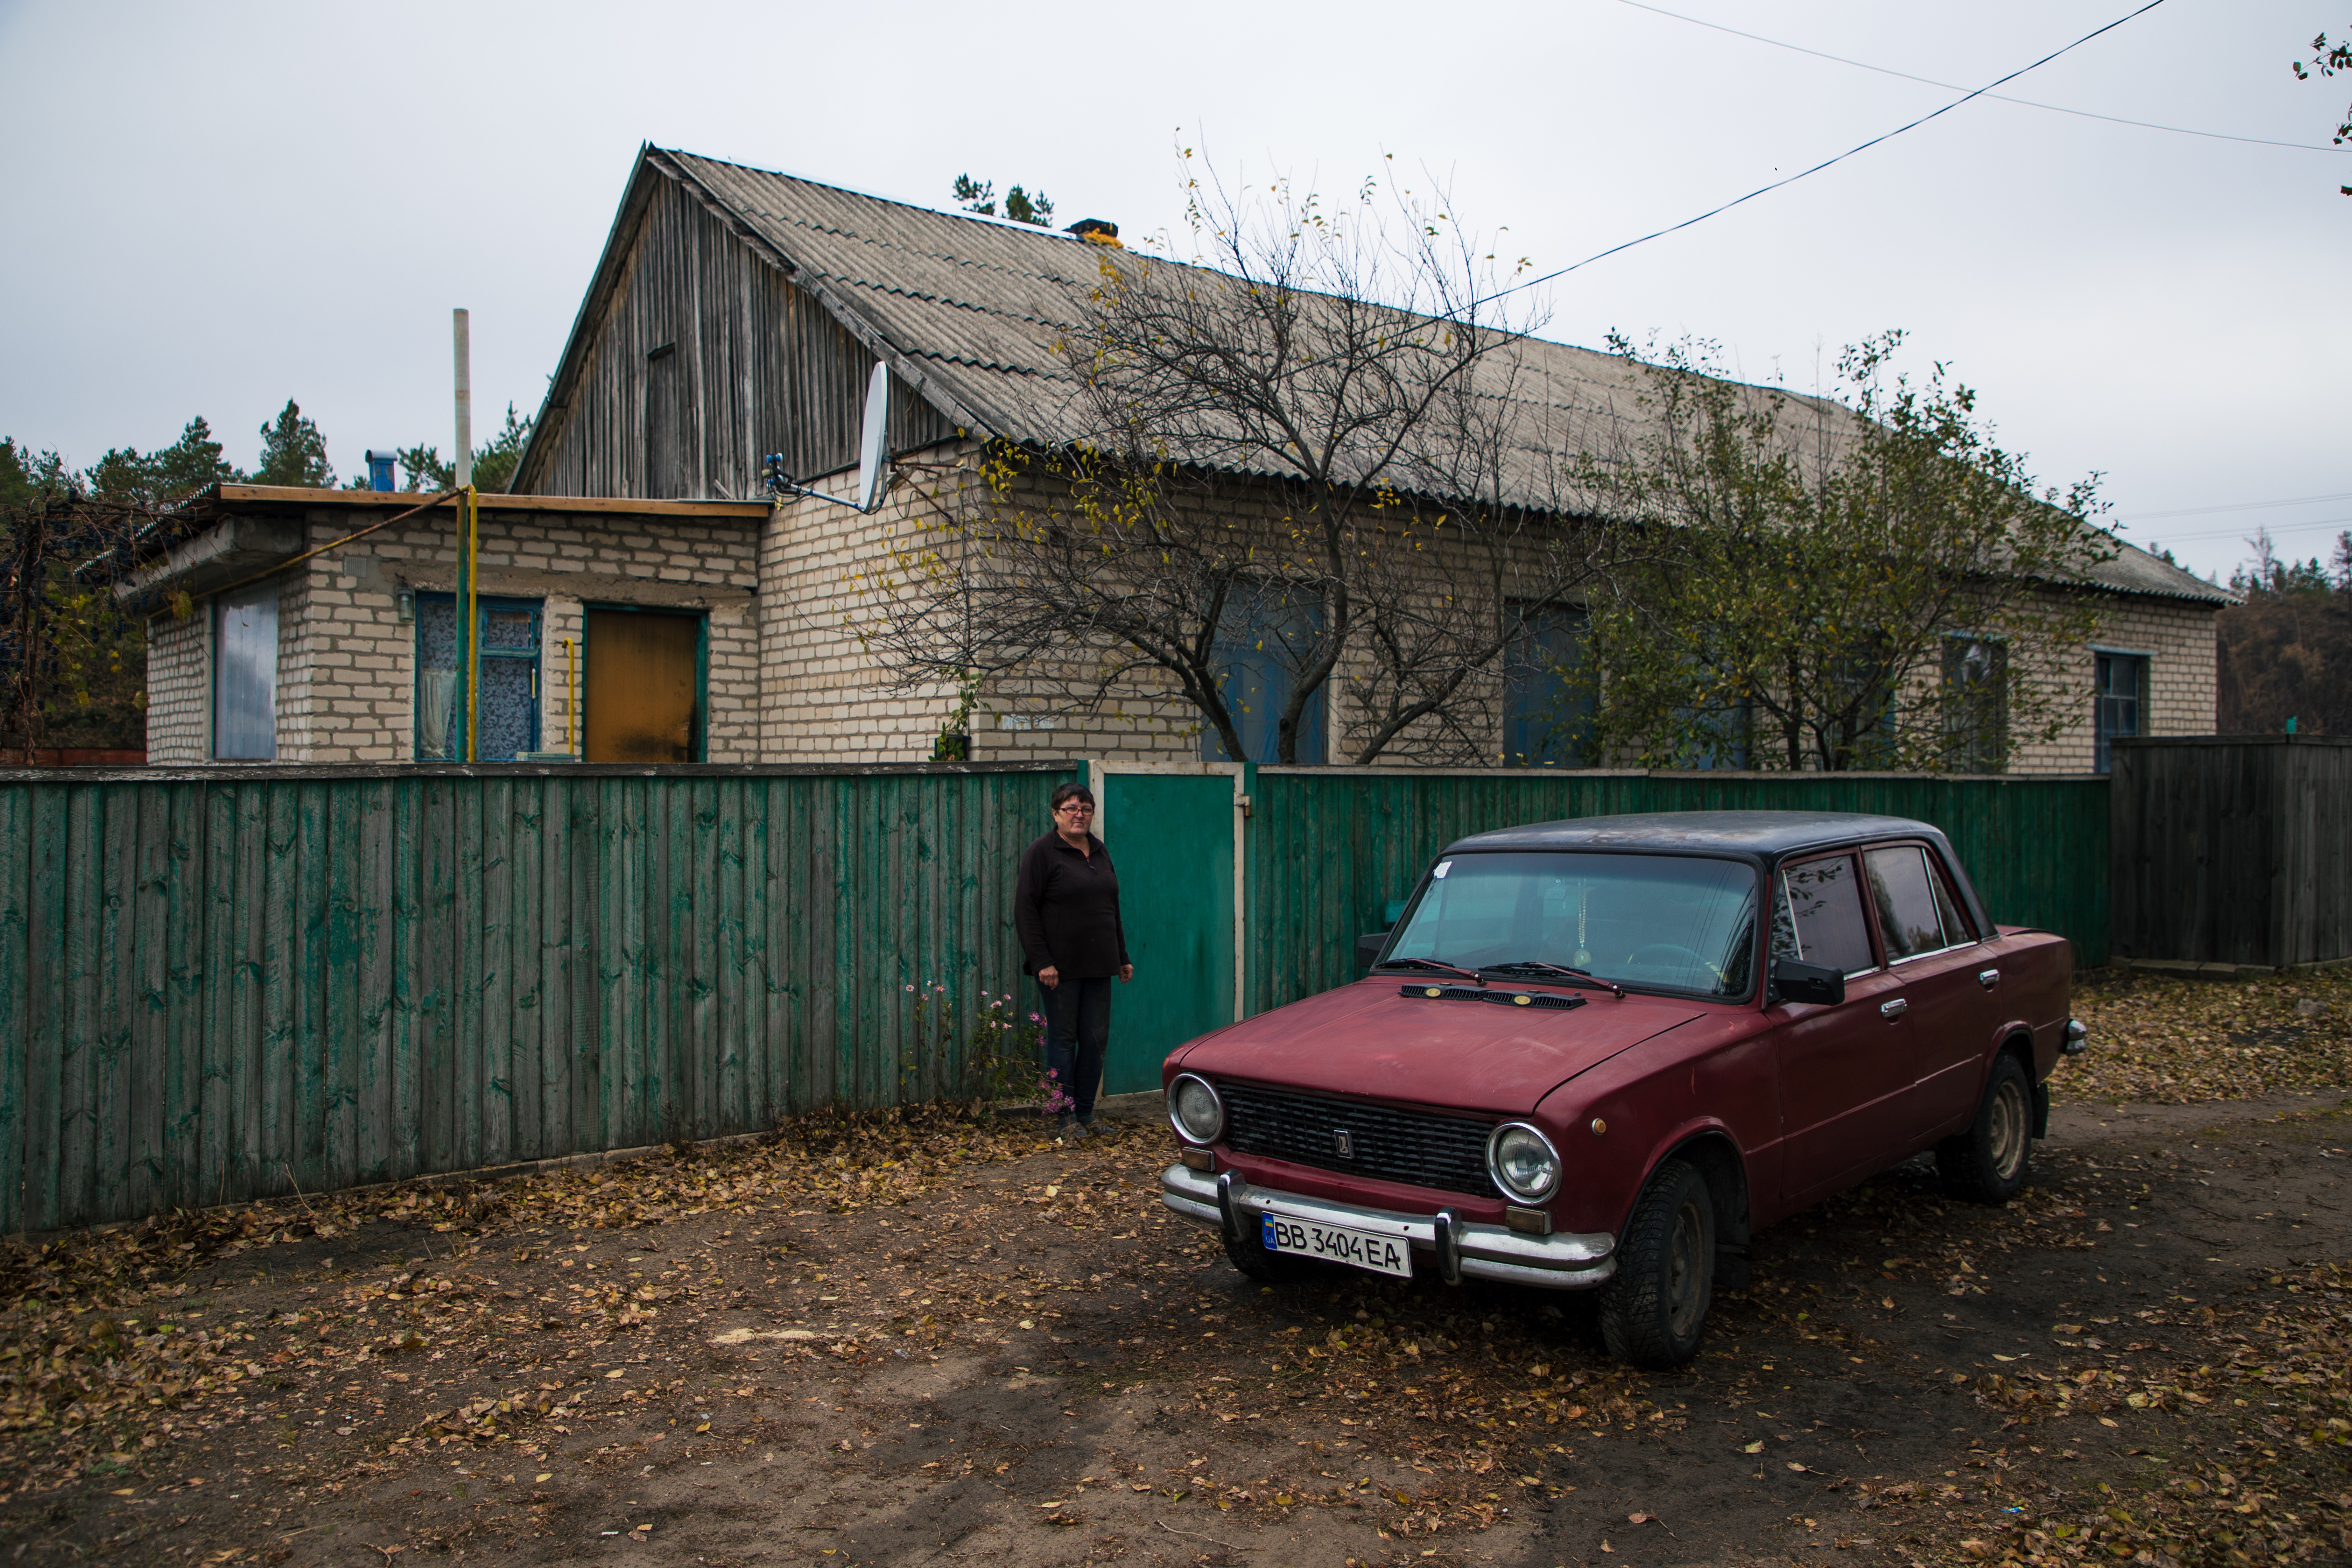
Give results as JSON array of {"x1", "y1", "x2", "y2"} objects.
[{"x1": 4, "y1": 987, "x2": 2350, "y2": 1568}]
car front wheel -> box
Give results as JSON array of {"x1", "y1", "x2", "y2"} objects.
[
  {"x1": 1596, "y1": 1157, "x2": 1715, "y2": 1369},
  {"x1": 1937, "y1": 1052, "x2": 2034, "y2": 1203},
  {"x1": 1222, "y1": 1212, "x2": 1316, "y2": 1283}
]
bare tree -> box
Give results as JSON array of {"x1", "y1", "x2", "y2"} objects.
[
  {"x1": 853, "y1": 159, "x2": 1609, "y2": 765},
  {"x1": 0, "y1": 486, "x2": 187, "y2": 761}
]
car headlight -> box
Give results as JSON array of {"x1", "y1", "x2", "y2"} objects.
[
  {"x1": 1168, "y1": 1074, "x2": 1225, "y2": 1145},
  {"x1": 1486, "y1": 1122, "x2": 1561, "y2": 1203}
]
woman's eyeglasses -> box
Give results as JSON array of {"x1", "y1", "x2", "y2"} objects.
[{"x1": 1056, "y1": 803, "x2": 1095, "y2": 815}]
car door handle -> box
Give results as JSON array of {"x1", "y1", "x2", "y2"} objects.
[
  {"x1": 1880, "y1": 998, "x2": 1908, "y2": 1019},
  {"x1": 1978, "y1": 968, "x2": 2001, "y2": 989}
]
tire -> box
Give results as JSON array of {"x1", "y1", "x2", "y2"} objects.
[
  {"x1": 1596, "y1": 1157, "x2": 1715, "y2": 1369},
  {"x1": 1222, "y1": 1212, "x2": 1316, "y2": 1283},
  {"x1": 1937, "y1": 1052, "x2": 2034, "y2": 1204}
]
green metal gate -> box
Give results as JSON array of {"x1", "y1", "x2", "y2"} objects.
[{"x1": 1090, "y1": 764, "x2": 1243, "y2": 1095}]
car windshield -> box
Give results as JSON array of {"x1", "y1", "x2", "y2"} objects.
[{"x1": 1385, "y1": 851, "x2": 1758, "y2": 998}]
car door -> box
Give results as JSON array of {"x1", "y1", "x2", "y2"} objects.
[
  {"x1": 1770, "y1": 851, "x2": 1918, "y2": 1201},
  {"x1": 1862, "y1": 842, "x2": 2001, "y2": 1144}
]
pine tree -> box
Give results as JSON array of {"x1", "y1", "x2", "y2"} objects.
[{"x1": 254, "y1": 400, "x2": 334, "y2": 487}]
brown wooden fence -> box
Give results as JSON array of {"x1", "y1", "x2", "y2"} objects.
[{"x1": 2110, "y1": 736, "x2": 2352, "y2": 971}]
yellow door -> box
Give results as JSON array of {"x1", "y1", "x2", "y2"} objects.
[{"x1": 584, "y1": 610, "x2": 699, "y2": 763}]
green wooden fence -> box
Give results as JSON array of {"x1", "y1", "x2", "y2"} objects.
[
  {"x1": 0, "y1": 764, "x2": 1069, "y2": 1234},
  {"x1": 0, "y1": 761, "x2": 2107, "y2": 1233},
  {"x1": 1243, "y1": 768, "x2": 2109, "y2": 1016}
]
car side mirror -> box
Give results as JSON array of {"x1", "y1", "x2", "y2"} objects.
[
  {"x1": 1770, "y1": 958, "x2": 1844, "y2": 1007},
  {"x1": 1356, "y1": 932, "x2": 1388, "y2": 971}
]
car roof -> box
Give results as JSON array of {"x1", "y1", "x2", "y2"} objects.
[{"x1": 1444, "y1": 810, "x2": 1947, "y2": 860}]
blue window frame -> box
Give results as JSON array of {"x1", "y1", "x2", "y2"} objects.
[
  {"x1": 1502, "y1": 604, "x2": 1593, "y2": 767},
  {"x1": 1199, "y1": 592, "x2": 1326, "y2": 765},
  {"x1": 2094, "y1": 651, "x2": 2147, "y2": 774},
  {"x1": 416, "y1": 595, "x2": 542, "y2": 761}
]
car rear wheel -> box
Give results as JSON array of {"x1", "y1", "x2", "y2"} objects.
[
  {"x1": 1937, "y1": 1052, "x2": 2034, "y2": 1204},
  {"x1": 1596, "y1": 1157, "x2": 1715, "y2": 1369}
]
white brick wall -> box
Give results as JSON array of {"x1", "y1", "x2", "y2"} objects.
[
  {"x1": 142, "y1": 606, "x2": 210, "y2": 764},
  {"x1": 2009, "y1": 591, "x2": 2220, "y2": 773},
  {"x1": 144, "y1": 500, "x2": 764, "y2": 765},
  {"x1": 141, "y1": 488, "x2": 2219, "y2": 774}
]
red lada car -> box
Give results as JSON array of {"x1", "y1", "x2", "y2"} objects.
[{"x1": 1158, "y1": 811, "x2": 2086, "y2": 1368}]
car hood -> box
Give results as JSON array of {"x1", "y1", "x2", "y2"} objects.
[{"x1": 1170, "y1": 978, "x2": 1706, "y2": 1115}]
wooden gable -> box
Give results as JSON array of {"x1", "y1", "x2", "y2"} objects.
[{"x1": 518, "y1": 160, "x2": 957, "y2": 500}]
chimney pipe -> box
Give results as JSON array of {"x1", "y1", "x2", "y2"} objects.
[{"x1": 365, "y1": 450, "x2": 397, "y2": 492}]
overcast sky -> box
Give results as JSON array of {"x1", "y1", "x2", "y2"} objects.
[{"x1": 2, "y1": 0, "x2": 2344, "y2": 582}]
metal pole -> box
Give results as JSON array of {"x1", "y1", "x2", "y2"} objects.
[
  {"x1": 451, "y1": 490, "x2": 469, "y2": 761},
  {"x1": 466, "y1": 486, "x2": 479, "y2": 763},
  {"x1": 452, "y1": 308, "x2": 475, "y2": 761},
  {"x1": 453, "y1": 309, "x2": 473, "y2": 490},
  {"x1": 561, "y1": 635, "x2": 578, "y2": 755}
]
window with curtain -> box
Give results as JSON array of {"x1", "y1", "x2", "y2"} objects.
[
  {"x1": 1199, "y1": 589, "x2": 1326, "y2": 765},
  {"x1": 1941, "y1": 634, "x2": 2009, "y2": 772},
  {"x1": 1502, "y1": 604, "x2": 1593, "y2": 767}
]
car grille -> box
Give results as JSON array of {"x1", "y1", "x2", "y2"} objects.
[{"x1": 1219, "y1": 1083, "x2": 1501, "y2": 1200}]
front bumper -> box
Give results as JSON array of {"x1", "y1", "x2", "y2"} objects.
[{"x1": 1160, "y1": 1164, "x2": 1616, "y2": 1290}]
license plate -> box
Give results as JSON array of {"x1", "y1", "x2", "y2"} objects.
[{"x1": 1261, "y1": 1214, "x2": 1413, "y2": 1278}]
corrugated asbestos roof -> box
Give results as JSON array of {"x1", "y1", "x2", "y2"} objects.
[
  {"x1": 547, "y1": 146, "x2": 2233, "y2": 608},
  {"x1": 659, "y1": 145, "x2": 1697, "y2": 497}
]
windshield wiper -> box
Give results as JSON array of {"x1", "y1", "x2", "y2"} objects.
[
  {"x1": 1374, "y1": 957, "x2": 1487, "y2": 987},
  {"x1": 1481, "y1": 960, "x2": 1624, "y2": 999}
]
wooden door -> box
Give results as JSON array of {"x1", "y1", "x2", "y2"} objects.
[{"x1": 584, "y1": 610, "x2": 699, "y2": 763}]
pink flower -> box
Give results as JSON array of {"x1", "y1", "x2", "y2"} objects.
[
  {"x1": 904, "y1": 984, "x2": 915, "y2": 993},
  {"x1": 1028, "y1": 1012, "x2": 1042, "y2": 1024}
]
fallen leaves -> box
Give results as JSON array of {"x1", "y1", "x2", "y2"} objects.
[
  {"x1": 0, "y1": 1102, "x2": 1108, "y2": 1481},
  {"x1": 2063, "y1": 966, "x2": 2352, "y2": 1105}
]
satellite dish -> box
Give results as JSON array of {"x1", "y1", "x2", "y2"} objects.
[{"x1": 854, "y1": 361, "x2": 891, "y2": 512}]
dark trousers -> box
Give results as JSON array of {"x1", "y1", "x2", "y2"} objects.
[{"x1": 1039, "y1": 975, "x2": 1111, "y2": 1121}]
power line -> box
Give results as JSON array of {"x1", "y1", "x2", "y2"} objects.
[
  {"x1": 1613, "y1": 0, "x2": 2346, "y2": 155},
  {"x1": 2131, "y1": 514, "x2": 2352, "y2": 545},
  {"x1": 1497, "y1": 0, "x2": 2173, "y2": 299},
  {"x1": 2118, "y1": 490, "x2": 2352, "y2": 521}
]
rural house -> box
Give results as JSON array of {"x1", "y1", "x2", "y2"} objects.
[{"x1": 134, "y1": 146, "x2": 2232, "y2": 771}]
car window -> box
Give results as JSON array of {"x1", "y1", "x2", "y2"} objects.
[
  {"x1": 1865, "y1": 845, "x2": 1962, "y2": 961},
  {"x1": 1388, "y1": 851, "x2": 1757, "y2": 997},
  {"x1": 1927, "y1": 853, "x2": 1975, "y2": 943},
  {"x1": 1772, "y1": 853, "x2": 1877, "y2": 977}
]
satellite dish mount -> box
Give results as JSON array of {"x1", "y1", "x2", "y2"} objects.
[{"x1": 762, "y1": 361, "x2": 894, "y2": 513}]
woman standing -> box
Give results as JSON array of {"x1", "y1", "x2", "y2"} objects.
[{"x1": 1015, "y1": 782, "x2": 1133, "y2": 1137}]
